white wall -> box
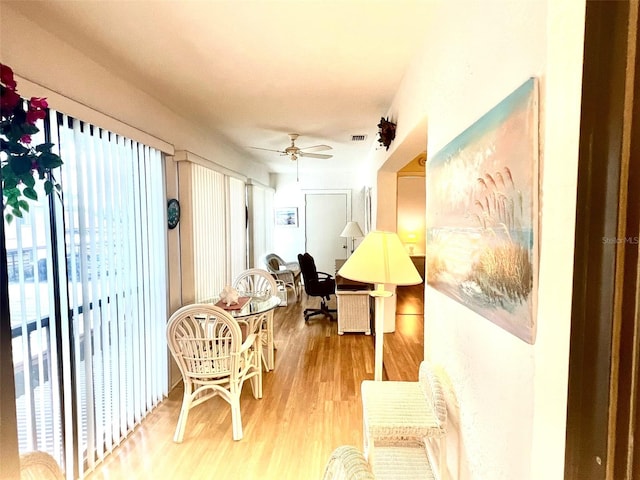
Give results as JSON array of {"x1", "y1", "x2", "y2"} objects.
[
  {"x1": 271, "y1": 170, "x2": 369, "y2": 265},
  {"x1": 376, "y1": 1, "x2": 585, "y2": 479}
]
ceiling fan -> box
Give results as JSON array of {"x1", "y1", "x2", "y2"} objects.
[{"x1": 249, "y1": 133, "x2": 333, "y2": 161}]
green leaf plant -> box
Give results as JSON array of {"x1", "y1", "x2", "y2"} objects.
[{"x1": 1, "y1": 63, "x2": 63, "y2": 223}]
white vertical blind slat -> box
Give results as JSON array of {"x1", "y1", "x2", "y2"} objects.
[
  {"x1": 122, "y1": 138, "x2": 136, "y2": 434},
  {"x1": 100, "y1": 131, "x2": 116, "y2": 451}
]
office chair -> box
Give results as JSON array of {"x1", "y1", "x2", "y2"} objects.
[{"x1": 297, "y1": 252, "x2": 337, "y2": 322}]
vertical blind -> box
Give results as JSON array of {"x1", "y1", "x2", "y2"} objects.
[
  {"x1": 191, "y1": 165, "x2": 248, "y2": 299},
  {"x1": 192, "y1": 165, "x2": 226, "y2": 301},
  {"x1": 7, "y1": 109, "x2": 169, "y2": 479},
  {"x1": 55, "y1": 114, "x2": 168, "y2": 476},
  {"x1": 247, "y1": 183, "x2": 274, "y2": 268},
  {"x1": 8, "y1": 120, "x2": 64, "y2": 462},
  {"x1": 228, "y1": 176, "x2": 247, "y2": 283}
]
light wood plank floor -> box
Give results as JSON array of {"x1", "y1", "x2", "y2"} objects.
[{"x1": 85, "y1": 286, "x2": 423, "y2": 480}]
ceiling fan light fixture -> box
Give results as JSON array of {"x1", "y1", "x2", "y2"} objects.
[{"x1": 248, "y1": 133, "x2": 333, "y2": 164}]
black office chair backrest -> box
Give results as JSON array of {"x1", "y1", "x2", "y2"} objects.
[
  {"x1": 298, "y1": 252, "x2": 336, "y2": 301},
  {"x1": 298, "y1": 252, "x2": 319, "y2": 289}
]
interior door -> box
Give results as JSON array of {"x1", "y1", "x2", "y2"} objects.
[{"x1": 305, "y1": 191, "x2": 350, "y2": 275}]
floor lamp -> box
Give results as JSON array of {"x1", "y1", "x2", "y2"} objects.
[{"x1": 337, "y1": 230, "x2": 422, "y2": 381}]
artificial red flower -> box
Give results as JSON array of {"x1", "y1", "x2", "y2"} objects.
[
  {"x1": 0, "y1": 87, "x2": 20, "y2": 113},
  {"x1": 29, "y1": 97, "x2": 48, "y2": 109},
  {"x1": 26, "y1": 107, "x2": 47, "y2": 125},
  {"x1": 0, "y1": 63, "x2": 17, "y2": 90},
  {"x1": 21, "y1": 134, "x2": 32, "y2": 144}
]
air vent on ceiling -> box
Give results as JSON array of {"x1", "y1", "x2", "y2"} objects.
[{"x1": 351, "y1": 134, "x2": 367, "y2": 142}]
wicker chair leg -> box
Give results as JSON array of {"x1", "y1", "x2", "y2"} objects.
[
  {"x1": 363, "y1": 417, "x2": 370, "y2": 460},
  {"x1": 230, "y1": 396, "x2": 243, "y2": 441},
  {"x1": 249, "y1": 353, "x2": 263, "y2": 399},
  {"x1": 265, "y1": 317, "x2": 275, "y2": 370},
  {"x1": 439, "y1": 437, "x2": 446, "y2": 478},
  {"x1": 173, "y1": 385, "x2": 193, "y2": 443},
  {"x1": 249, "y1": 340, "x2": 263, "y2": 398}
]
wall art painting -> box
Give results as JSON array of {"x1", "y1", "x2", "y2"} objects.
[
  {"x1": 426, "y1": 77, "x2": 539, "y2": 344},
  {"x1": 275, "y1": 207, "x2": 298, "y2": 227}
]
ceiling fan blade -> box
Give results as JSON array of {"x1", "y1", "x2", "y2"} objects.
[
  {"x1": 299, "y1": 144, "x2": 333, "y2": 152},
  {"x1": 298, "y1": 152, "x2": 333, "y2": 159},
  {"x1": 248, "y1": 146, "x2": 286, "y2": 154}
]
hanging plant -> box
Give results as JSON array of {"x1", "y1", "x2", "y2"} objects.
[
  {"x1": 1, "y1": 63, "x2": 63, "y2": 223},
  {"x1": 377, "y1": 116, "x2": 396, "y2": 151}
]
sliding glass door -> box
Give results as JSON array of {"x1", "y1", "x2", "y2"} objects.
[{"x1": 6, "y1": 110, "x2": 168, "y2": 478}]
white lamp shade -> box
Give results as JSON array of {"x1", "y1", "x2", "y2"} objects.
[
  {"x1": 339, "y1": 221, "x2": 364, "y2": 238},
  {"x1": 338, "y1": 230, "x2": 422, "y2": 286}
]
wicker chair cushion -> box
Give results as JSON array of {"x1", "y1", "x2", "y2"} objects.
[
  {"x1": 361, "y1": 380, "x2": 444, "y2": 442},
  {"x1": 371, "y1": 444, "x2": 436, "y2": 480}
]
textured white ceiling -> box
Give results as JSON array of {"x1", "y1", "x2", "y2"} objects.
[{"x1": 7, "y1": 0, "x2": 432, "y2": 173}]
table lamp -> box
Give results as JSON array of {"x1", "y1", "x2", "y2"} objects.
[
  {"x1": 405, "y1": 232, "x2": 417, "y2": 255},
  {"x1": 337, "y1": 230, "x2": 422, "y2": 380},
  {"x1": 339, "y1": 221, "x2": 365, "y2": 256}
]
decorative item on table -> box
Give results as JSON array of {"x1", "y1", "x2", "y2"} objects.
[{"x1": 219, "y1": 285, "x2": 240, "y2": 306}]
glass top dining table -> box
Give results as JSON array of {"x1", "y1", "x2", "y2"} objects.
[{"x1": 204, "y1": 294, "x2": 281, "y2": 319}]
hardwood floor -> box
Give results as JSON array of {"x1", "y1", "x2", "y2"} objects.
[{"x1": 85, "y1": 288, "x2": 423, "y2": 480}]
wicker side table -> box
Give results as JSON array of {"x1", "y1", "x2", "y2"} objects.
[{"x1": 336, "y1": 289, "x2": 371, "y2": 335}]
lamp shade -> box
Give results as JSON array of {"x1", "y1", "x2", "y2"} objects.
[
  {"x1": 339, "y1": 221, "x2": 364, "y2": 238},
  {"x1": 338, "y1": 230, "x2": 422, "y2": 286}
]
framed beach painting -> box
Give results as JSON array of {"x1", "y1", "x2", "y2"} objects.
[
  {"x1": 275, "y1": 207, "x2": 298, "y2": 227},
  {"x1": 426, "y1": 77, "x2": 539, "y2": 344}
]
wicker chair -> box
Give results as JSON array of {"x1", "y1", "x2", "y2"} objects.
[
  {"x1": 233, "y1": 268, "x2": 279, "y2": 371},
  {"x1": 19, "y1": 451, "x2": 64, "y2": 480},
  {"x1": 167, "y1": 304, "x2": 262, "y2": 442},
  {"x1": 264, "y1": 253, "x2": 302, "y2": 302},
  {"x1": 322, "y1": 446, "x2": 375, "y2": 480},
  {"x1": 360, "y1": 361, "x2": 447, "y2": 468},
  {"x1": 322, "y1": 444, "x2": 437, "y2": 480}
]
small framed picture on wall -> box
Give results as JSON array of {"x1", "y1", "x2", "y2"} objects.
[{"x1": 275, "y1": 207, "x2": 298, "y2": 227}]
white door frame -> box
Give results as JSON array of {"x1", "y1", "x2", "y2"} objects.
[{"x1": 303, "y1": 189, "x2": 352, "y2": 270}]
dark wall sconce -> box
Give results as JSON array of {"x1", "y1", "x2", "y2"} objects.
[{"x1": 377, "y1": 117, "x2": 396, "y2": 150}]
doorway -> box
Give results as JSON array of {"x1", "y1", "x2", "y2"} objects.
[{"x1": 304, "y1": 190, "x2": 351, "y2": 275}]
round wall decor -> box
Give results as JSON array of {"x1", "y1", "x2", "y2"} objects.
[{"x1": 167, "y1": 198, "x2": 180, "y2": 229}]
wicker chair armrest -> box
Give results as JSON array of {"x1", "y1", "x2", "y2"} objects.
[
  {"x1": 418, "y1": 361, "x2": 447, "y2": 428},
  {"x1": 239, "y1": 333, "x2": 258, "y2": 353},
  {"x1": 283, "y1": 261, "x2": 301, "y2": 273},
  {"x1": 273, "y1": 270, "x2": 296, "y2": 284}
]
